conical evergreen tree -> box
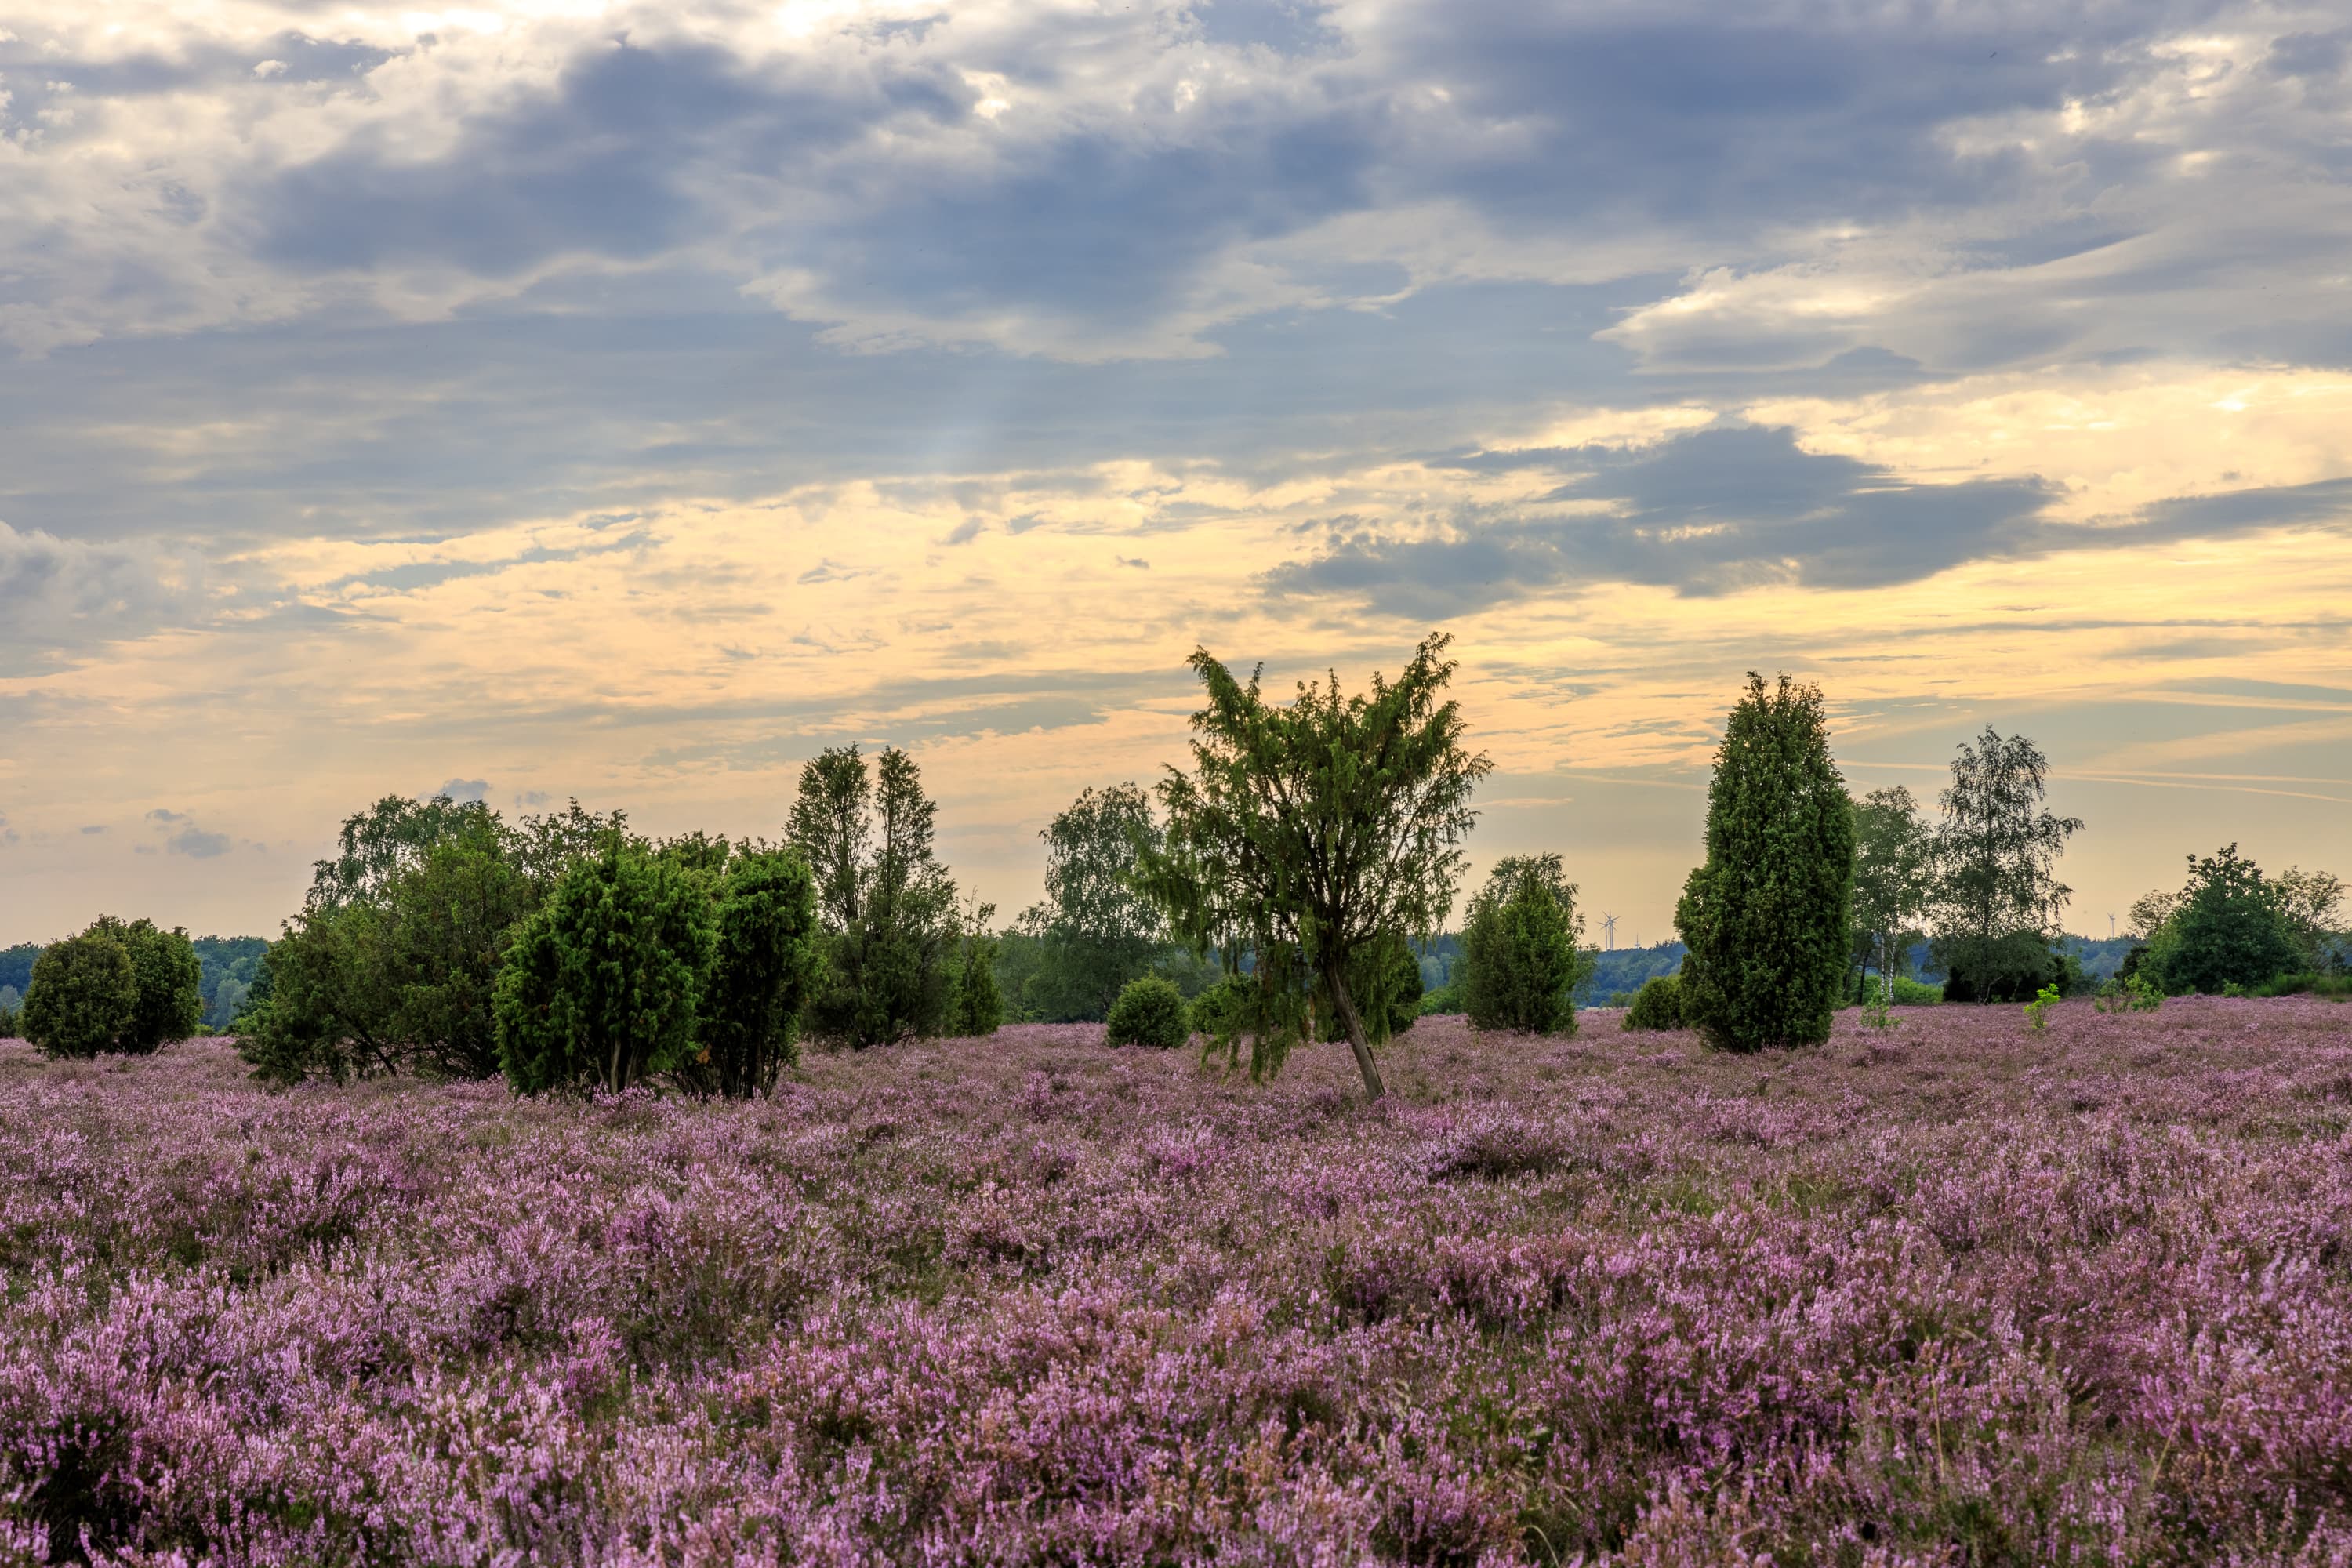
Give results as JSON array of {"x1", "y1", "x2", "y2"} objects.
[{"x1": 1674, "y1": 673, "x2": 1854, "y2": 1052}]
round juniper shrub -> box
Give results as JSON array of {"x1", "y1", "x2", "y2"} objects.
[
  {"x1": 1105, "y1": 975, "x2": 1190, "y2": 1050},
  {"x1": 1621, "y1": 973, "x2": 1685, "y2": 1032},
  {"x1": 107, "y1": 916, "x2": 204, "y2": 1054},
  {"x1": 21, "y1": 928, "x2": 140, "y2": 1060}
]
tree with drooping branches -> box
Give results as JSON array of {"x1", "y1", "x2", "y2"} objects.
[{"x1": 1136, "y1": 632, "x2": 1490, "y2": 1100}]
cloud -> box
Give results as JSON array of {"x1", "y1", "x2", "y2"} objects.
[
  {"x1": 145, "y1": 805, "x2": 230, "y2": 858},
  {"x1": 0, "y1": 521, "x2": 205, "y2": 673},
  {"x1": 434, "y1": 778, "x2": 491, "y2": 803},
  {"x1": 1265, "y1": 426, "x2": 2060, "y2": 608},
  {"x1": 145, "y1": 808, "x2": 186, "y2": 823}
]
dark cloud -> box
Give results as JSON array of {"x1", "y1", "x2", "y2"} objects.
[
  {"x1": 1266, "y1": 426, "x2": 2060, "y2": 610},
  {"x1": 165, "y1": 826, "x2": 234, "y2": 859},
  {"x1": 434, "y1": 778, "x2": 491, "y2": 803}
]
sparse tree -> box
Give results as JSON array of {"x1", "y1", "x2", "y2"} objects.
[
  {"x1": 1848, "y1": 786, "x2": 1933, "y2": 1004},
  {"x1": 1674, "y1": 673, "x2": 1854, "y2": 1052},
  {"x1": 1022, "y1": 783, "x2": 1167, "y2": 1021},
  {"x1": 1136, "y1": 633, "x2": 1490, "y2": 1099},
  {"x1": 1931, "y1": 728, "x2": 2083, "y2": 1002}
]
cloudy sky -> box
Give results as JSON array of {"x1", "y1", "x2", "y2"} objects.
[{"x1": 4, "y1": 0, "x2": 2350, "y2": 946}]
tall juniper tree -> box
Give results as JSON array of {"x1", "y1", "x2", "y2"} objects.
[
  {"x1": 1136, "y1": 632, "x2": 1489, "y2": 1100},
  {"x1": 1674, "y1": 673, "x2": 1854, "y2": 1052}
]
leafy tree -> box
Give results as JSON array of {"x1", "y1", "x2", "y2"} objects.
[
  {"x1": 2148, "y1": 844, "x2": 2300, "y2": 995},
  {"x1": 308, "y1": 793, "x2": 495, "y2": 909},
  {"x1": 2268, "y1": 866, "x2": 2345, "y2": 972},
  {"x1": 1673, "y1": 673, "x2": 1854, "y2": 1053},
  {"x1": 1848, "y1": 786, "x2": 1932, "y2": 1004},
  {"x1": 681, "y1": 847, "x2": 822, "y2": 1097},
  {"x1": 382, "y1": 818, "x2": 537, "y2": 1080},
  {"x1": 236, "y1": 902, "x2": 401, "y2": 1084},
  {"x1": 787, "y1": 745, "x2": 959, "y2": 1047},
  {"x1": 1931, "y1": 728, "x2": 2082, "y2": 1001},
  {"x1": 20, "y1": 927, "x2": 140, "y2": 1059},
  {"x1": 1621, "y1": 973, "x2": 1685, "y2": 1032},
  {"x1": 947, "y1": 902, "x2": 1005, "y2": 1038},
  {"x1": 1020, "y1": 783, "x2": 1167, "y2": 1021},
  {"x1": 1459, "y1": 855, "x2": 1589, "y2": 1036},
  {"x1": 495, "y1": 837, "x2": 715, "y2": 1095},
  {"x1": 1105, "y1": 975, "x2": 1190, "y2": 1050},
  {"x1": 1137, "y1": 633, "x2": 1490, "y2": 1099},
  {"x1": 109, "y1": 917, "x2": 203, "y2": 1053}
]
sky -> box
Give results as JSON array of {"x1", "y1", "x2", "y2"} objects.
[{"x1": 3, "y1": 0, "x2": 2350, "y2": 947}]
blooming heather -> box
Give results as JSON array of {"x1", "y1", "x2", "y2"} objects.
[{"x1": 2, "y1": 998, "x2": 2350, "y2": 1563}]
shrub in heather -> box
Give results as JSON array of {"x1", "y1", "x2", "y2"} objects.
[
  {"x1": 1460, "y1": 855, "x2": 1587, "y2": 1036},
  {"x1": 111, "y1": 918, "x2": 203, "y2": 1054},
  {"x1": 1621, "y1": 972, "x2": 1684, "y2": 1031},
  {"x1": 1188, "y1": 971, "x2": 1252, "y2": 1038},
  {"x1": 1105, "y1": 975, "x2": 1189, "y2": 1048},
  {"x1": 681, "y1": 848, "x2": 821, "y2": 1098},
  {"x1": 20, "y1": 927, "x2": 140, "y2": 1059},
  {"x1": 495, "y1": 837, "x2": 715, "y2": 1095},
  {"x1": 1675, "y1": 672, "x2": 1854, "y2": 1052}
]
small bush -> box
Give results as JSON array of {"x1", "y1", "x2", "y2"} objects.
[
  {"x1": 949, "y1": 929, "x2": 1005, "y2": 1039},
  {"x1": 1890, "y1": 975, "x2": 1943, "y2": 1005},
  {"x1": 1418, "y1": 981, "x2": 1462, "y2": 1016},
  {"x1": 684, "y1": 848, "x2": 821, "y2": 1098},
  {"x1": 1189, "y1": 972, "x2": 1252, "y2": 1039},
  {"x1": 1106, "y1": 976, "x2": 1189, "y2": 1050},
  {"x1": 1621, "y1": 974, "x2": 1684, "y2": 1032}
]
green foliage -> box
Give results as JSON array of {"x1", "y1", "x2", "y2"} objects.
[
  {"x1": 0, "y1": 943, "x2": 36, "y2": 1002},
  {"x1": 1417, "y1": 979, "x2": 1461, "y2": 1016},
  {"x1": 1890, "y1": 976, "x2": 1943, "y2": 1006},
  {"x1": 1136, "y1": 632, "x2": 1490, "y2": 1098},
  {"x1": 1317, "y1": 931, "x2": 1424, "y2": 1041},
  {"x1": 20, "y1": 917, "x2": 200, "y2": 1059},
  {"x1": 1930, "y1": 728, "x2": 2083, "y2": 999},
  {"x1": 1189, "y1": 971, "x2": 1254, "y2": 1037},
  {"x1": 947, "y1": 902, "x2": 1005, "y2": 1039},
  {"x1": 680, "y1": 848, "x2": 822, "y2": 1098},
  {"x1": 192, "y1": 935, "x2": 270, "y2": 1030},
  {"x1": 1848, "y1": 786, "x2": 1931, "y2": 1000},
  {"x1": 20, "y1": 928, "x2": 140, "y2": 1059},
  {"x1": 0, "y1": 985, "x2": 20, "y2": 1036},
  {"x1": 1621, "y1": 973, "x2": 1684, "y2": 1032},
  {"x1": 2024, "y1": 981, "x2": 2060, "y2": 1034},
  {"x1": 495, "y1": 838, "x2": 715, "y2": 1095},
  {"x1": 1018, "y1": 783, "x2": 1167, "y2": 1022},
  {"x1": 2094, "y1": 972, "x2": 2163, "y2": 1014},
  {"x1": 789, "y1": 745, "x2": 960, "y2": 1048},
  {"x1": 382, "y1": 818, "x2": 536, "y2": 1079},
  {"x1": 2267, "y1": 866, "x2": 2345, "y2": 972},
  {"x1": 1674, "y1": 673, "x2": 1855, "y2": 1054},
  {"x1": 1941, "y1": 929, "x2": 2068, "y2": 1004},
  {"x1": 1459, "y1": 855, "x2": 1589, "y2": 1036},
  {"x1": 2151, "y1": 844, "x2": 2301, "y2": 996},
  {"x1": 1105, "y1": 975, "x2": 1191, "y2": 1050},
  {"x1": 239, "y1": 802, "x2": 540, "y2": 1085}
]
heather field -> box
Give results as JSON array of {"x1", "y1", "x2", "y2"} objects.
[{"x1": 3, "y1": 1001, "x2": 2350, "y2": 1566}]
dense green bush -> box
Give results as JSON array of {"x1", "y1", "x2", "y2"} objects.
[
  {"x1": 1621, "y1": 974, "x2": 1684, "y2": 1032},
  {"x1": 21, "y1": 928, "x2": 140, "y2": 1058},
  {"x1": 0, "y1": 985, "x2": 19, "y2": 1037},
  {"x1": 1675, "y1": 673, "x2": 1855, "y2": 1052},
  {"x1": 21, "y1": 917, "x2": 200, "y2": 1059},
  {"x1": 1105, "y1": 976, "x2": 1190, "y2": 1050},
  {"x1": 495, "y1": 839, "x2": 716, "y2": 1095},
  {"x1": 681, "y1": 848, "x2": 822, "y2": 1098},
  {"x1": 2150, "y1": 844, "x2": 2302, "y2": 996},
  {"x1": 1417, "y1": 980, "x2": 1462, "y2": 1016},
  {"x1": 1890, "y1": 975, "x2": 1943, "y2": 1005},
  {"x1": 1460, "y1": 855, "x2": 1588, "y2": 1036}
]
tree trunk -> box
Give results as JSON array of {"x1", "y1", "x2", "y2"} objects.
[{"x1": 1325, "y1": 962, "x2": 1387, "y2": 1102}]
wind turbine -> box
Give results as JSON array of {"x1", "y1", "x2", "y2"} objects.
[{"x1": 1601, "y1": 912, "x2": 1618, "y2": 951}]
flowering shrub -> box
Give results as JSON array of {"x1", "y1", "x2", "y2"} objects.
[{"x1": 2, "y1": 998, "x2": 2350, "y2": 1563}]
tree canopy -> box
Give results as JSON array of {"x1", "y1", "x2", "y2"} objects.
[{"x1": 1136, "y1": 632, "x2": 1490, "y2": 1099}]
